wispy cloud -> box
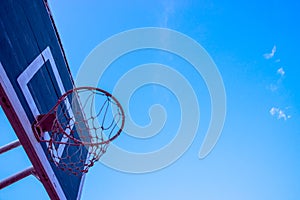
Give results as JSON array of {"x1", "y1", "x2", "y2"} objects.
[
  {"x1": 267, "y1": 67, "x2": 285, "y2": 92},
  {"x1": 277, "y1": 67, "x2": 285, "y2": 76},
  {"x1": 263, "y1": 45, "x2": 276, "y2": 59},
  {"x1": 269, "y1": 107, "x2": 291, "y2": 120},
  {"x1": 160, "y1": 1, "x2": 175, "y2": 27},
  {"x1": 267, "y1": 84, "x2": 278, "y2": 92},
  {"x1": 265, "y1": 46, "x2": 291, "y2": 121}
]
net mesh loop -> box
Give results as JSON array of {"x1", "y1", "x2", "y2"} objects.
[{"x1": 32, "y1": 87, "x2": 125, "y2": 175}]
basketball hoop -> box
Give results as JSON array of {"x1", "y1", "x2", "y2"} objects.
[{"x1": 32, "y1": 86, "x2": 125, "y2": 175}]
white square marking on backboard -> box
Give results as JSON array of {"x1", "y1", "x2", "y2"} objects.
[{"x1": 17, "y1": 46, "x2": 74, "y2": 162}]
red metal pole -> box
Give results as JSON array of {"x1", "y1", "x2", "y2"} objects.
[
  {"x1": 0, "y1": 166, "x2": 35, "y2": 190},
  {"x1": 0, "y1": 140, "x2": 21, "y2": 154}
]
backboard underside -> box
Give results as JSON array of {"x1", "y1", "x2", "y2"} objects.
[{"x1": 0, "y1": 0, "x2": 86, "y2": 199}]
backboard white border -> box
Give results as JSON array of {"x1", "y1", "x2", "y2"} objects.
[{"x1": 0, "y1": 61, "x2": 66, "y2": 200}]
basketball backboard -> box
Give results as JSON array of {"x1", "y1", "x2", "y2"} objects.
[{"x1": 0, "y1": 0, "x2": 85, "y2": 199}]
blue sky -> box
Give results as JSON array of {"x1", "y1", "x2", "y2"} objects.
[{"x1": 1, "y1": 0, "x2": 300, "y2": 199}]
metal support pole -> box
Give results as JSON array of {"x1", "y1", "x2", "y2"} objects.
[
  {"x1": 0, "y1": 166, "x2": 35, "y2": 190},
  {"x1": 0, "y1": 140, "x2": 21, "y2": 154}
]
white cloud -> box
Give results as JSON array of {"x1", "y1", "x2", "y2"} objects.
[
  {"x1": 267, "y1": 84, "x2": 278, "y2": 92},
  {"x1": 277, "y1": 67, "x2": 285, "y2": 76},
  {"x1": 269, "y1": 107, "x2": 291, "y2": 120},
  {"x1": 267, "y1": 67, "x2": 286, "y2": 92},
  {"x1": 278, "y1": 110, "x2": 287, "y2": 120},
  {"x1": 263, "y1": 45, "x2": 276, "y2": 59},
  {"x1": 269, "y1": 107, "x2": 278, "y2": 116}
]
